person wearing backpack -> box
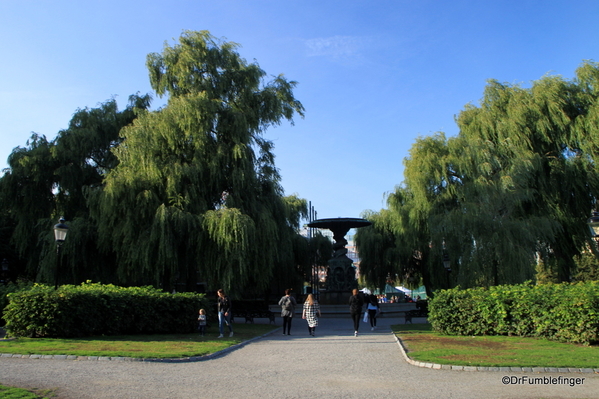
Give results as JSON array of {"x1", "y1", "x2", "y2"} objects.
[{"x1": 278, "y1": 288, "x2": 297, "y2": 335}]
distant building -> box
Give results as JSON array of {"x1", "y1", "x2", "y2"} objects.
[{"x1": 346, "y1": 234, "x2": 361, "y2": 280}]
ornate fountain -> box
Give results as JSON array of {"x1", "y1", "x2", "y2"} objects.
[{"x1": 307, "y1": 217, "x2": 372, "y2": 304}]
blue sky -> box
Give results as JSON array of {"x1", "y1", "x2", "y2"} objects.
[{"x1": 1, "y1": 0, "x2": 598, "y2": 221}]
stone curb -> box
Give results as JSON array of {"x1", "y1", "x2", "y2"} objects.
[
  {"x1": 0, "y1": 327, "x2": 282, "y2": 363},
  {"x1": 393, "y1": 334, "x2": 599, "y2": 374}
]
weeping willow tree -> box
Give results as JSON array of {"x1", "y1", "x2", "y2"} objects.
[
  {"x1": 355, "y1": 210, "x2": 400, "y2": 290},
  {"x1": 357, "y1": 135, "x2": 453, "y2": 292},
  {"x1": 0, "y1": 134, "x2": 56, "y2": 279},
  {"x1": 89, "y1": 31, "x2": 305, "y2": 294},
  {"x1": 357, "y1": 61, "x2": 599, "y2": 292},
  {"x1": 0, "y1": 95, "x2": 150, "y2": 282},
  {"x1": 439, "y1": 66, "x2": 598, "y2": 287}
]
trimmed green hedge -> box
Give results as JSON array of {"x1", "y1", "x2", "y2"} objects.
[
  {"x1": 3, "y1": 282, "x2": 211, "y2": 338},
  {"x1": 429, "y1": 281, "x2": 599, "y2": 345},
  {"x1": 0, "y1": 281, "x2": 34, "y2": 327}
]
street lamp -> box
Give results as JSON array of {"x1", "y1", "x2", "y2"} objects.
[
  {"x1": 442, "y1": 252, "x2": 451, "y2": 273},
  {"x1": 1, "y1": 258, "x2": 8, "y2": 284},
  {"x1": 53, "y1": 217, "x2": 69, "y2": 289},
  {"x1": 587, "y1": 211, "x2": 599, "y2": 240}
]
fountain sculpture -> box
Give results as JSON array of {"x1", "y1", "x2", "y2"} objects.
[{"x1": 307, "y1": 217, "x2": 372, "y2": 304}]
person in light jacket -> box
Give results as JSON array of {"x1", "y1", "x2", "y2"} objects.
[{"x1": 366, "y1": 293, "x2": 380, "y2": 331}]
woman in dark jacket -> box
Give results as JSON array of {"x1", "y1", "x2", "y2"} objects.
[
  {"x1": 217, "y1": 289, "x2": 234, "y2": 338},
  {"x1": 348, "y1": 288, "x2": 364, "y2": 337}
]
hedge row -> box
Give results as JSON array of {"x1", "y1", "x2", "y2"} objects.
[
  {"x1": 428, "y1": 281, "x2": 599, "y2": 345},
  {"x1": 0, "y1": 281, "x2": 34, "y2": 327},
  {"x1": 3, "y1": 282, "x2": 211, "y2": 338}
]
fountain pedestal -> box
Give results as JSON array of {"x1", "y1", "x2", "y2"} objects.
[{"x1": 307, "y1": 217, "x2": 372, "y2": 305}]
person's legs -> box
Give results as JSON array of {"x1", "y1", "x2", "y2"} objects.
[
  {"x1": 369, "y1": 309, "x2": 377, "y2": 328},
  {"x1": 287, "y1": 317, "x2": 293, "y2": 334},
  {"x1": 352, "y1": 312, "x2": 361, "y2": 333},
  {"x1": 225, "y1": 313, "x2": 233, "y2": 336},
  {"x1": 218, "y1": 311, "x2": 225, "y2": 336},
  {"x1": 282, "y1": 316, "x2": 290, "y2": 334}
]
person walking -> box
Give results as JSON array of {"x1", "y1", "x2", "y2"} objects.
[
  {"x1": 348, "y1": 288, "x2": 364, "y2": 337},
  {"x1": 366, "y1": 293, "x2": 380, "y2": 331},
  {"x1": 302, "y1": 293, "x2": 321, "y2": 336},
  {"x1": 278, "y1": 289, "x2": 297, "y2": 335},
  {"x1": 217, "y1": 289, "x2": 234, "y2": 338}
]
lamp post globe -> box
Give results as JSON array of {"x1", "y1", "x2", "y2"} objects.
[
  {"x1": 53, "y1": 217, "x2": 69, "y2": 289},
  {"x1": 442, "y1": 253, "x2": 451, "y2": 273},
  {"x1": 54, "y1": 217, "x2": 69, "y2": 244}
]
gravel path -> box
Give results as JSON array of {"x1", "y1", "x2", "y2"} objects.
[{"x1": 1, "y1": 317, "x2": 598, "y2": 399}]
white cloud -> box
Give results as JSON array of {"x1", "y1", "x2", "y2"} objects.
[{"x1": 304, "y1": 35, "x2": 370, "y2": 59}]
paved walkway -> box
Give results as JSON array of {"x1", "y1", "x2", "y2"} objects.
[{"x1": 1, "y1": 316, "x2": 598, "y2": 399}]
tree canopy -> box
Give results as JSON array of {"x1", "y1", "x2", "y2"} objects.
[
  {"x1": 356, "y1": 61, "x2": 599, "y2": 292},
  {"x1": 1, "y1": 31, "x2": 309, "y2": 296},
  {"x1": 0, "y1": 95, "x2": 150, "y2": 282}
]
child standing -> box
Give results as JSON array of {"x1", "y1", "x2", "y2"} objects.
[{"x1": 198, "y1": 309, "x2": 207, "y2": 336}]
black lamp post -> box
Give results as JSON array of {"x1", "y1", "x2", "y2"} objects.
[
  {"x1": 442, "y1": 252, "x2": 451, "y2": 273},
  {"x1": 53, "y1": 217, "x2": 69, "y2": 289},
  {"x1": 1, "y1": 258, "x2": 8, "y2": 284},
  {"x1": 442, "y1": 250, "x2": 452, "y2": 289}
]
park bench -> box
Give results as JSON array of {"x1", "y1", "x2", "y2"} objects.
[
  {"x1": 404, "y1": 300, "x2": 428, "y2": 323},
  {"x1": 246, "y1": 309, "x2": 276, "y2": 324},
  {"x1": 232, "y1": 309, "x2": 275, "y2": 324}
]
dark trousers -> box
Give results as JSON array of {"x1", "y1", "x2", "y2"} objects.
[
  {"x1": 283, "y1": 315, "x2": 293, "y2": 334},
  {"x1": 368, "y1": 309, "x2": 377, "y2": 327},
  {"x1": 351, "y1": 312, "x2": 361, "y2": 332}
]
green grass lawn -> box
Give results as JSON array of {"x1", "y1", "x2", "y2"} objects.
[
  {"x1": 0, "y1": 384, "x2": 57, "y2": 399},
  {"x1": 0, "y1": 324, "x2": 278, "y2": 359},
  {"x1": 392, "y1": 324, "x2": 599, "y2": 368},
  {"x1": 3, "y1": 322, "x2": 598, "y2": 370}
]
